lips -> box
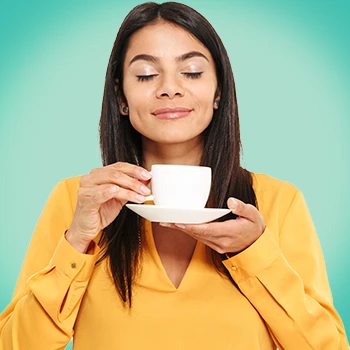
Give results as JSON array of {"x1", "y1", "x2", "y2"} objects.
[{"x1": 152, "y1": 107, "x2": 193, "y2": 120}]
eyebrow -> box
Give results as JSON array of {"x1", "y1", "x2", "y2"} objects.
[{"x1": 128, "y1": 51, "x2": 209, "y2": 66}]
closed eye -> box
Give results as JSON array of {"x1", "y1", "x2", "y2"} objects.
[
  {"x1": 184, "y1": 72, "x2": 203, "y2": 79},
  {"x1": 136, "y1": 72, "x2": 203, "y2": 82},
  {"x1": 136, "y1": 75, "x2": 158, "y2": 82}
]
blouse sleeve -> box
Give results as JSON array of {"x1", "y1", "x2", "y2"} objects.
[
  {"x1": 222, "y1": 189, "x2": 349, "y2": 350},
  {"x1": 0, "y1": 179, "x2": 100, "y2": 350}
]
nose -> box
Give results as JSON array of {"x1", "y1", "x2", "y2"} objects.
[{"x1": 155, "y1": 74, "x2": 185, "y2": 99}]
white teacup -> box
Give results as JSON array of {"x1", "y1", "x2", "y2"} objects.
[{"x1": 146, "y1": 164, "x2": 211, "y2": 209}]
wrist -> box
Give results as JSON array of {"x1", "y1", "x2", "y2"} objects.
[
  {"x1": 225, "y1": 227, "x2": 266, "y2": 259},
  {"x1": 65, "y1": 229, "x2": 91, "y2": 254}
]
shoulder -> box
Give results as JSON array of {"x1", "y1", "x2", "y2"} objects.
[
  {"x1": 61, "y1": 175, "x2": 82, "y2": 196},
  {"x1": 48, "y1": 176, "x2": 82, "y2": 208},
  {"x1": 251, "y1": 173, "x2": 299, "y2": 198},
  {"x1": 250, "y1": 172, "x2": 301, "y2": 223}
]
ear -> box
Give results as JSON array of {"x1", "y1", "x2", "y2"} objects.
[
  {"x1": 114, "y1": 79, "x2": 129, "y2": 115},
  {"x1": 213, "y1": 95, "x2": 221, "y2": 110},
  {"x1": 213, "y1": 84, "x2": 221, "y2": 109},
  {"x1": 119, "y1": 103, "x2": 129, "y2": 116}
]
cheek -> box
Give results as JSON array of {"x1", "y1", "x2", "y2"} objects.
[
  {"x1": 124, "y1": 82, "x2": 153, "y2": 110},
  {"x1": 192, "y1": 83, "x2": 217, "y2": 109},
  {"x1": 123, "y1": 84, "x2": 149, "y2": 131}
]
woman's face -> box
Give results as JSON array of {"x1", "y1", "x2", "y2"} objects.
[{"x1": 121, "y1": 21, "x2": 219, "y2": 146}]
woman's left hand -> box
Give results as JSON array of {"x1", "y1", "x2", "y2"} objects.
[{"x1": 160, "y1": 198, "x2": 265, "y2": 255}]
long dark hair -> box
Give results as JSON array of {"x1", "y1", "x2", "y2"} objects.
[{"x1": 98, "y1": 2, "x2": 257, "y2": 306}]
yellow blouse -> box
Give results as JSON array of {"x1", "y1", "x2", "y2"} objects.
[{"x1": 0, "y1": 173, "x2": 348, "y2": 349}]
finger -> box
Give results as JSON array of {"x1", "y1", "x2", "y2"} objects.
[
  {"x1": 159, "y1": 223, "x2": 226, "y2": 252},
  {"x1": 111, "y1": 186, "x2": 148, "y2": 204},
  {"x1": 227, "y1": 198, "x2": 257, "y2": 222},
  {"x1": 102, "y1": 170, "x2": 151, "y2": 195},
  {"x1": 82, "y1": 169, "x2": 151, "y2": 196},
  {"x1": 174, "y1": 223, "x2": 210, "y2": 237},
  {"x1": 173, "y1": 220, "x2": 241, "y2": 238},
  {"x1": 168, "y1": 221, "x2": 227, "y2": 238},
  {"x1": 110, "y1": 162, "x2": 152, "y2": 181},
  {"x1": 81, "y1": 162, "x2": 152, "y2": 187},
  {"x1": 78, "y1": 184, "x2": 146, "y2": 210},
  {"x1": 78, "y1": 184, "x2": 123, "y2": 209}
]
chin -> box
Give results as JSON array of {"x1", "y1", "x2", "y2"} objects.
[
  {"x1": 156, "y1": 136, "x2": 193, "y2": 144},
  {"x1": 154, "y1": 133, "x2": 203, "y2": 146}
]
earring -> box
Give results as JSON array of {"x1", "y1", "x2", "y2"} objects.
[
  {"x1": 214, "y1": 100, "x2": 220, "y2": 109},
  {"x1": 122, "y1": 106, "x2": 129, "y2": 114}
]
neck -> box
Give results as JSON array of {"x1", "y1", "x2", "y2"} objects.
[{"x1": 142, "y1": 137, "x2": 203, "y2": 170}]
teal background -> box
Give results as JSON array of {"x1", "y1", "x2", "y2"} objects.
[{"x1": 0, "y1": 0, "x2": 349, "y2": 348}]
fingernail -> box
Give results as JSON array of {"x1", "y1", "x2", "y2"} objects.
[
  {"x1": 141, "y1": 170, "x2": 152, "y2": 179},
  {"x1": 175, "y1": 224, "x2": 186, "y2": 229},
  {"x1": 136, "y1": 194, "x2": 146, "y2": 202},
  {"x1": 140, "y1": 185, "x2": 151, "y2": 195},
  {"x1": 159, "y1": 222, "x2": 171, "y2": 227},
  {"x1": 229, "y1": 198, "x2": 237, "y2": 210}
]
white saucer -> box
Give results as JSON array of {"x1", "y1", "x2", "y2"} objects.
[{"x1": 126, "y1": 204, "x2": 231, "y2": 224}]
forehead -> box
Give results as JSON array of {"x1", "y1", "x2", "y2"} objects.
[{"x1": 124, "y1": 21, "x2": 212, "y2": 62}]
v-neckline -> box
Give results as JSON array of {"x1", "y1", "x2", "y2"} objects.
[{"x1": 143, "y1": 219, "x2": 205, "y2": 291}]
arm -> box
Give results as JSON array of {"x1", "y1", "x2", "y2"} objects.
[
  {"x1": 223, "y1": 190, "x2": 349, "y2": 350},
  {"x1": 0, "y1": 179, "x2": 100, "y2": 350}
]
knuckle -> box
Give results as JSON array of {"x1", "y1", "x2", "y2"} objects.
[
  {"x1": 91, "y1": 193, "x2": 100, "y2": 204},
  {"x1": 77, "y1": 188, "x2": 89, "y2": 206},
  {"x1": 199, "y1": 226, "x2": 210, "y2": 236},
  {"x1": 114, "y1": 162, "x2": 124, "y2": 169},
  {"x1": 89, "y1": 168, "x2": 99, "y2": 174},
  {"x1": 186, "y1": 225, "x2": 196, "y2": 234},
  {"x1": 110, "y1": 170, "x2": 122, "y2": 181},
  {"x1": 77, "y1": 187, "x2": 85, "y2": 198},
  {"x1": 79, "y1": 175, "x2": 89, "y2": 187}
]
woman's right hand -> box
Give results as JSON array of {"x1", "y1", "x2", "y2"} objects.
[{"x1": 65, "y1": 162, "x2": 152, "y2": 253}]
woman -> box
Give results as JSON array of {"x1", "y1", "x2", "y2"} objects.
[{"x1": 0, "y1": 2, "x2": 348, "y2": 349}]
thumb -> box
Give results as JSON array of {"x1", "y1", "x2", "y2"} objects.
[{"x1": 227, "y1": 197, "x2": 254, "y2": 221}]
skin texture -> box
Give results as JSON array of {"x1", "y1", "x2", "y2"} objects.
[
  {"x1": 66, "y1": 162, "x2": 152, "y2": 253},
  {"x1": 66, "y1": 21, "x2": 264, "y2": 262},
  {"x1": 121, "y1": 21, "x2": 218, "y2": 147}
]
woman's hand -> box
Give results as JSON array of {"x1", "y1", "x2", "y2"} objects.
[
  {"x1": 160, "y1": 198, "x2": 265, "y2": 255},
  {"x1": 66, "y1": 162, "x2": 152, "y2": 253}
]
